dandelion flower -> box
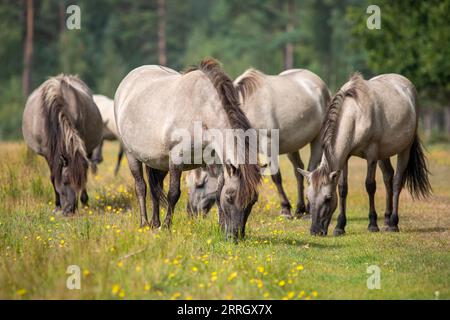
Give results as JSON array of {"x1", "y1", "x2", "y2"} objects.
[
  {"x1": 171, "y1": 292, "x2": 181, "y2": 300},
  {"x1": 278, "y1": 280, "x2": 286, "y2": 287},
  {"x1": 144, "y1": 283, "x2": 151, "y2": 291},
  {"x1": 111, "y1": 284, "x2": 120, "y2": 295},
  {"x1": 16, "y1": 288, "x2": 27, "y2": 296},
  {"x1": 257, "y1": 266, "x2": 265, "y2": 273},
  {"x1": 227, "y1": 272, "x2": 238, "y2": 282}
]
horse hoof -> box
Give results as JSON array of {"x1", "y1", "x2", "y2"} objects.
[
  {"x1": 368, "y1": 225, "x2": 380, "y2": 232},
  {"x1": 301, "y1": 213, "x2": 311, "y2": 220},
  {"x1": 280, "y1": 208, "x2": 293, "y2": 220},
  {"x1": 333, "y1": 228, "x2": 345, "y2": 236},
  {"x1": 295, "y1": 205, "x2": 306, "y2": 216},
  {"x1": 151, "y1": 221, "x2": 161, "y2": 229},
  {"x1": 386, "y1": 226, "x2": 399, "y2": 232}
]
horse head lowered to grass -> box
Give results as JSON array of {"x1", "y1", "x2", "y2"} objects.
[
  {"x1": 22, "y1": 74, "x2": 103, "y2": 215},
  {"x1": 298, "y1": 73, "x2": 432, "y2": 236}
]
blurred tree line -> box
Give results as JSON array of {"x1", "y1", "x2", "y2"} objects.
[{"x1": 0, "y1": 0, "x2": 448, "y2": 141}]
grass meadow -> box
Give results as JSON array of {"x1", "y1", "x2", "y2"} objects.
[{"x1": 1, "y1": 141, "x2": 449, "y2": 300}]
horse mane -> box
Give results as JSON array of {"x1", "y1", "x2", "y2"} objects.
[
  {"x1": 42, "y1": 74, "x2": 88, "y2": 191},
  {"x1": 311, "y1": 73, "x2": 368, "y2": 189},
  {"x1": 321, "y1": 72, "x2": 367, "y2": 164},
  {"x1": 234, "y1": 69, "x2": 264, "y2": 103},
  {"x1": 185, "y1": 58, "x2": 261, "y2": 207}
]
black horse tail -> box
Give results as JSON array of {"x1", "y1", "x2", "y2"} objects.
[
  {"x1": 146, "y1": 167, "x2": 168, "y2": 207},
  {"x1": 404, "y1": 134, "x2": 432, "y2": 199}
]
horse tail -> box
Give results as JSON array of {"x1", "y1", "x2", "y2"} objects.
[
  {"x1": 404, "y1": 134, "x2": 432, "y2": 199},
  {"x1": 42, "y1": 76, "x2": 88, "y2": 190}
]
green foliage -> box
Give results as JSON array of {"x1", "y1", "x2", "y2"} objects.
[
  {"x1": 0, "y1": 0, "x2": 448, "y2": 140},
  {"x1": 348, "y1": 0, "x2": 450, "y2": 103}
]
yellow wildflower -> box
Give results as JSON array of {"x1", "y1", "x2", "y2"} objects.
[{"x1": 227, "y1": 272, "x2": 237, "y2": 281}]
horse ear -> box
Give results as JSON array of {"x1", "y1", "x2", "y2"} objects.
[
  {"x1": 297, "y1": 168, "x2": 311, "y2": 182},
  {"x1": 329, "y1": 170, "x2": 341, "y2": 182}
]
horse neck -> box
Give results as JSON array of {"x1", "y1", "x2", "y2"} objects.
[{"x1": 323, "y1": 102, "x2": 357, "y2": 171}]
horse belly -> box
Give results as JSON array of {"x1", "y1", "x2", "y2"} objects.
[{"x1": 277, "y1": 109, "x2": 322, "y2": 154}]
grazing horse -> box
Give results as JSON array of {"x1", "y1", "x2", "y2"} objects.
[
  {"x1": 91, "y1": 94, "x2": 124, "y2": 175},
  {"x1": 186, "y1": 165, "x2": 221, "y2": 217},
  {"x1": 186, "y1": 69, "x2": 329, "y2": 219},
  {"x1": 298, "y1": 73, "x2": 431, "y2": 236},
  {"x1": 22, "y1": 74, "x2": 102, "y2": 215},
  {"x1": 114, "y1": 58, "x2": 261, "y2": 240},
  {"x1": 234, "y1": 69, "x2": 330, "y2": 218}
]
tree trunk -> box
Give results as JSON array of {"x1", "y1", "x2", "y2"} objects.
[
  {"x1": 59, "y1": 0, "x2": 66, "y2": 33},
  {"x1": 157, "y1": 0, "x2": 167, "y2": 66},
  {"x1": 22, "y1": 0, "x2": 34, "y2": 98},
  {"x1": 283, "y1": 0, "x2": 295, "y2": 70}
]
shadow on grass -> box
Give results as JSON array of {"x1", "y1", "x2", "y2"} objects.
[
  {"x1": 249, "y1": 235, "x2": 344, "y2": 249},
  {"x1": 403, "y1": 226, "x2": 449, "y2": 233}
]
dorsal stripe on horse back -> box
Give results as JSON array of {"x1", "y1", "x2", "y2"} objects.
[{"x1": 42, "y1": 74, "x2": 89, "y2": 191}]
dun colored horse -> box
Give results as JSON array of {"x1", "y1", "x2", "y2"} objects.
[
  {"x1": 91, "y1": 94, "x2": 124, "y2": 175},
  {"x1": 114, "y1": 59, "x2": 261, "y2": 240},
  {"x1": 298, "y1": 73, "x2": 431, "y2": 236},
  {"x1": 234, "y1": 69, "x2": 329, "y2": 218},
  {"x1": 22, "y1": 75, "x2": 102, "y2": 215}
]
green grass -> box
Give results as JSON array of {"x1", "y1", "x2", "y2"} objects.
[{"x1": 1, "y1": 141, "x2": 449, "y2": 300}]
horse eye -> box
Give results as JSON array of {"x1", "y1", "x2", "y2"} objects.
[{"x1": 325, "y1": 194, "x2": 332, "y2": 201}]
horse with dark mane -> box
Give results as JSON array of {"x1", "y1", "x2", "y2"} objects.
[
  {"x1": 114, "y1": 58, "x2": 261, "y2": 240},
  {"x1": 22, "y1": 74, "x2": 103, "y2": 215},
  {"x1": 186, "y1": 68, "x2": 329, "y2": 219},
  {"x1": 298, "y1": 73, "x2": 431, "y2": 236}
]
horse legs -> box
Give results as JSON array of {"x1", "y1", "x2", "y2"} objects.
[
  {"x1": 80, "y1": 189, "x2": 89, "y2": 207},
  {"x1": 271, "y1": 169, "x2": 292, "y2": 219},
  {"x1": 378, "y1": 158, "x2": 394, "y2": 230},
  {"x1": 216, "y1": 172, "x2": 225, "y2": 231},
  {"x1": 90, "y1": 140, "x2": 104, "y2": 175},
  {"x1": 162, "y1": 165, "x2": 182, "y2": 228},
  {"x1": 146, "y1": 166, "x2": 167, "y2": 228},
  {"x1": 126, "y1": 153, "x2": 149, "y2": 228},
  {"x1": 114, "y1": 144, "x2": 125, "y2": 176},
  {"x1": 287, "y1": 151, "x2": 306, "y2": 217},
  {"x1": 388, "y1": 148, "x2": 410, "y2": 232},
  {"x1": 334, "y1": 160, "x2": 348, "y2": 236},
  {"x1": 366, "y1": 160, "x2": 380, "y2": 232},
  {"x1": 50, "y1": 175, "x2": 61, "y2": 211}
]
